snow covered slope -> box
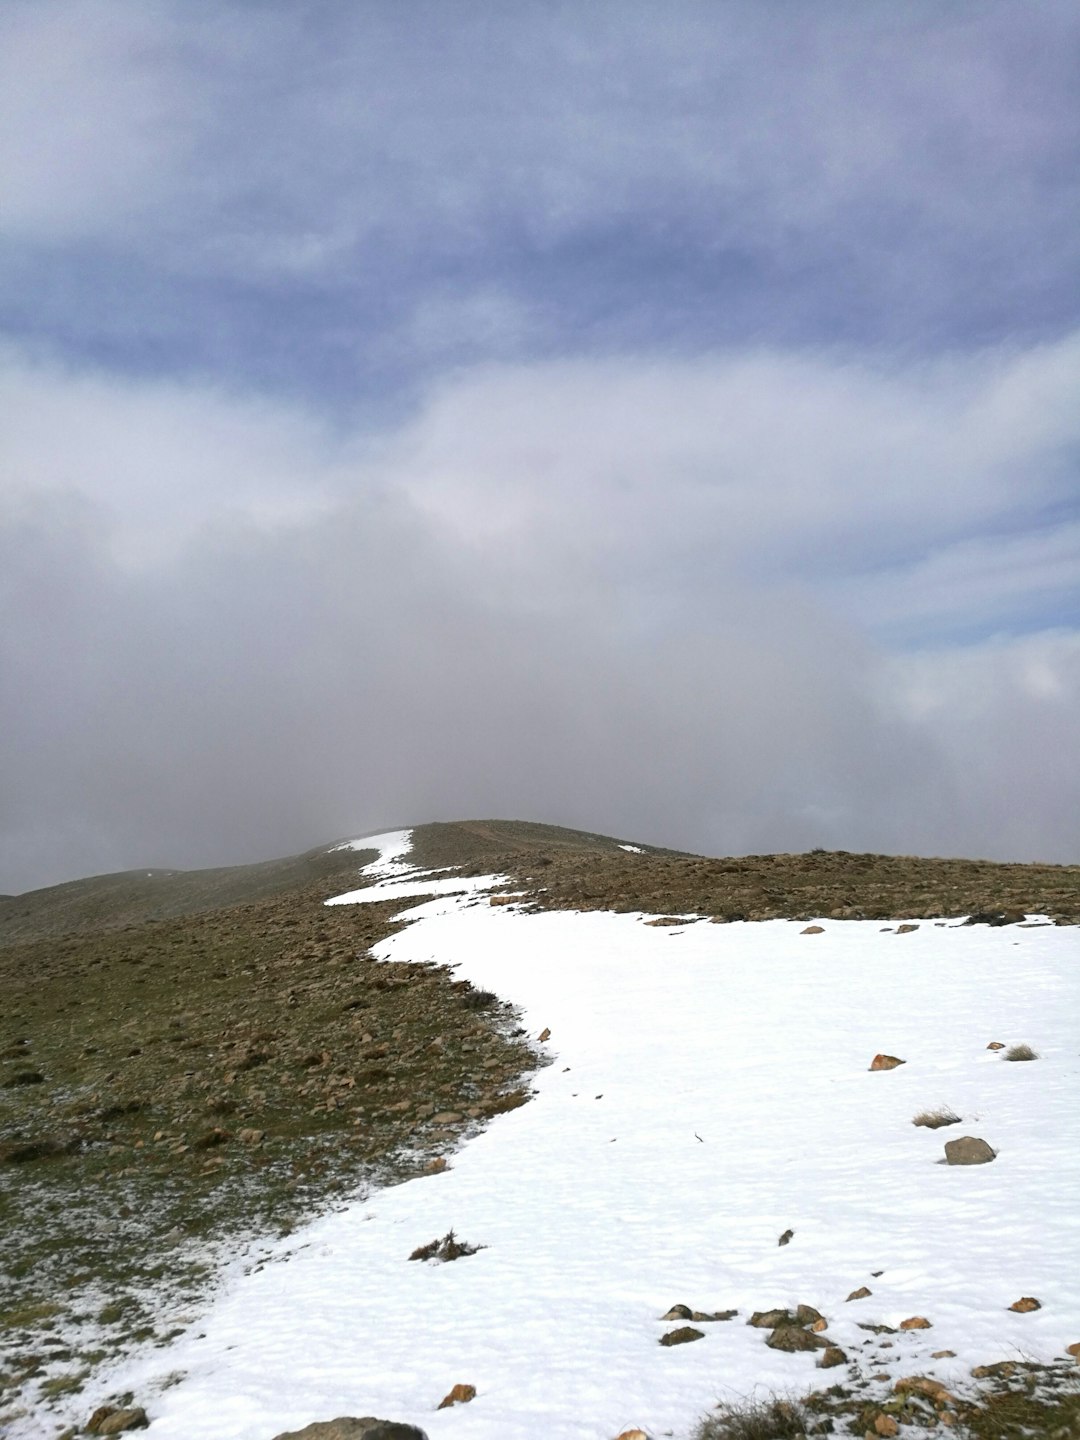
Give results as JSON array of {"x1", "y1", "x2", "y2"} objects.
[{"x1": 90, "y1": 832, "x2": 1080, "y2": 1440}]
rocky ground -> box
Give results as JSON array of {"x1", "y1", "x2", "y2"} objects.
[{"x1": 2, "y1": 820, "x2": 1077, "y2": 1436}]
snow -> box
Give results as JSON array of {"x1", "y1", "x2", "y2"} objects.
[
  {"x1": 619, "y1": 844, "x2": 644, "y2": 854},
  {"x1": 72, "y1": 834, "x2": 1080, "y2": 1440}
]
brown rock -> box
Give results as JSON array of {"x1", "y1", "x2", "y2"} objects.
[
  {"x1": 424, "y1": 1157, "x2": 447, "y2": 1174},
  {"x1": 869, "y1": 1054, "x2": 906, "y2": 1071},
  {"x1": 796, "y1": 1304, "x2": 824, "y2": 1327},
  {"x1": 766, "y1": 1325, "x2": 828, "y2": 1352},
  {"x1": 896, "y1": 1377, "x2": 951, "y2": 1402},
  {"x1": 873, "y1": 1416, "x2": 898, "y2": 1437},
  {"x1": 818, "y1": 1346, "x2": 848, "y2": 1369},
  {"x1": 801, "y1": 925, "x2": 825, "y2": 934},
  {"x1": 614, "y1": 1432, "x2": 650, "y2": 1440},
  {"x1": 896, "y1": 924, "x2": 920, "y2": 934},
  {"x1": 846, "y1": 1286, "x2": 872, "y2": 1301},
  {"x1": 96, "y1": 1412, "x2": 149, "y2": 1436},
  {"x1": 538, "y1": 1028, "x2": 551, "y2": 1042},
  {"x1": 931, "y1": 1350, "x2": 957, "y2": 1359},
  {"x1": 971, "y1": 1361, "x2": 1016, "y2": 1379},
  {"x1": 271, "y1": 1422, "x2": 429, "y2": 1440},
  {"x1": 237, "y1": 1127, "x2": 265, "y2": 1145},
  {"x1": 749, "y1": 1309, "x2": 793, "y2": 1328},
  {"x1": 986, "y1": 1041, "x2": 1006, "y2": 1050},
  {"x1": 692, "y1": 1309, "x2": 737, "y2": 1322},
  {"x1": 659, "y1": 1326, "x2": 704, "y2": 1346},
  {"x1": 430, "y1": 1111, "x2": 462, "y2": 1124},
  {"x1": 944, "y1": 1136, "x2": 996, "y2": 1165},
  {"x1": 661, "y1": 1304, "x2": 693, "y2": 1321},
  {"x1": 437, "y1": 1384, "x2": 476, "y2": 1409},
  {"x1": 1008, "y1": 1296, "x2": 1041, "y2": 1312},
  {"x1": 899, "y1": 1316, "x2": 932, "y2": 1330},
  {"x1": 1065, "y1": 1341, "x2": 1080, "y2": 1361}
]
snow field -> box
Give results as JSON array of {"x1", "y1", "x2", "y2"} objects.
[{"x1": 100, "y1": 841, "x2": 1079, "y2": 1440}]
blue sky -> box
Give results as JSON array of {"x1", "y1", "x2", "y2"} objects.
[{"x1": 2, "y1": 0, "x2": 1079, "y2": 888}]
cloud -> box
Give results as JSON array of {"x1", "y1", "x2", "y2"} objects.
[{"x1": 2, "y1": 335, "x2": 1078, "y2": 891}]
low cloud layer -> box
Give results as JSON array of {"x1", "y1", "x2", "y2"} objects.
[{"x1": 3, "y1": 341, "x2": 1078, "y2": 892}]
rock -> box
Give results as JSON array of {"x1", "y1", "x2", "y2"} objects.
[
  {"x1": 971, "y1": 1361, "x2": 1016, "y2": 1379},
  {"x1": 661, "y1": 1304, "x2": 693, "y2": 1321},
  {"x1": 538, "y1": 1028, "x2": 551, "y2": 1042},
  {"x1": 873, "y1": 1416, "x2": 898, "y2": 1437},
  {"x1": 237, "y1": 1127, "x2": 265, "y2": 1145},
  {"x1": 931, "y1": 1350, "x2": 957, "y2": 1359},
  {"x1": 1008, "y1": 1296, "x2": 1041, "y2": 1312},
  {"x1": 944, "y1": 1136, "x2": 996, "y2": 1165},
  {"x1": 796, "y1": 1304, "x2": 825, "y2": 1327},
  {"x1": 846, "y1": 1286, "x2": 872, "y2": 1301},
  {"x1": 1065, "y1": 1341, "x2": 1080, "y2": 1361},
  {"x1": 95, "y1": 1411, "x2": 149, "y2": 1435},
  {"x1": 430, "y1": 1112, "x2": 462, "y2": 1124},
  {"x1": 87, "y1": 1409, "x2": 118, "y2": 1434},
  {"x1": 818, "y1": 1346, "x2": 848, "y2": 1369},
  {"x1": 801, "y1": 925, "x2": 825, "y2": 934},
  {"x1": 964, "y1": 910, "x2": 1026, "y2": 927},
  {"x1": 659, "y1": 1326, "x2": 704, "y2": 1346},
  {"x1": 645, "y1": 916, "x2": 686, "y2": 927},
  {"x1": 424, "y1": 1157, "x2": 447, "y2": 1174},
  {"x1": 766, "y1": 1325, "x2": 828, "y2": 1352},
  {"x1": 986, "y1": 1041, "x2": 1006, "y2": 1050},
  {"x1": 899, "y1": 1316, "x2": 932, "y2": 1330},
  {"x1": 749, "y1": 1309, "x2": 793, "y2": 1329},
  {"x1": 193, "y1": 1126, "x2": 231, "y2": 1150},
  {"x1": 778, "y1": 1228, "x2": 794, "y2": 1246},
  {"x1": 614, "y1": 1432, "x2": 650, "y2": 1440},
  {"x1": 896, "y1": 1377, "x2": 952, "y2": 1402},
  {"x1": 692, "y1": 1309, "x2": 737, "y2": 1322},
  {"x1": 869, "y1": 1054, "x2": 905, "y2": 1071},
  {"x1": 437, "y1": 1384, "x2": 476, "y2": 1409},
  {"x1": 895, "y1": 924, "x2": 920, "y2": 934},
  {"x1": 271, "y1": 1422, "x2": 429, "y2": 1440}
]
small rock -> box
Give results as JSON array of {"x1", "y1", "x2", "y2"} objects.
[
  {"x1": 944, "y1": 1136, "x2": 996, "y2": 1165},
  {"x1": 86, "y1": 1408, "x2": 118, "y2": 1434},
  {"x1": 96, "y1": 1410, "x2": 149, "y2": 1436},
  {"x1": 1008, "y1": 1296, "x2": 1041, "y2": 1312},
  {"x1": 818, "y1": 1346, "x2": 848, "y2": 1369},
  {"x1": 873, "y1": 1416, "x2": 898, "y2": 1437},
  {"x1": 659, "y1": 1326, "x2": 705, "y2": 1346},
  {"x1": 691, "y1": 1309, "x2": 737, "y2": 1322},
  {"x1": 430, "y1": 1112, "x2": 462, "y2": 1124},
  {"x1": 931, "y1": 1350, "x2": 957, "y2": 1359},
  {"x1": 899, "y1": 1316, "x2": 932, "y2": 1330},
  {"x1": 766, "y1": 1325, "x2": 828, "y2": 1353},
  {"x1": 424, "y1": 1157, "x2": 447, "y2": 1174},
  {"x1": 1065, "y1": 1341, "x2": 1080, "y2": 1361},
  {"x1": 749, "y1": 1309, "x2": 793, "y2": 1329},
  {"x1": 661, "y1": 1304, "x2": 693, "y2": 1321},
  {"x1": 986, "y1": 1041, "x2": 1006, "y2": 1050},
  {"x1": 237, "y1": 1128, "x2": 265, "y2": 1145},
  {"x1": 271, "y1": 1422, "x2": 429, "y2": 1440},
  {"x1": 895, "y1": 1377, "x2": 951, "y2": 1402},
  {"x1": 437, "y1": 1384, "x2": 476, "y2": 1409},
  {"x1": 869, "y1": 1054, "x2": 905, "y2": 1071},
  {"x1": 801, "y1": 925, "x2": 825, "y2": 935},
  {"x1": 895, "y1": 924, "x2": 920, "y2": 934},
  {"x1": 778, "y1": 1228, "x2": 794, "y2": 1246},
  {"x1": 614, "y1": 1431, "x2": 650, "y2": 1439},
  {"x1": 971, "y1": 1361, "x2": 1016, "y2": 1379},
  {"x1": 846, "y1": 1287, "x2": 872, "y2": 1301},
  {"x1": 538, "y1": 1028, "x2": 551, "y2": 1042},
  {"x1": 796, "y1": 1304, "x2": 825, "y2": 1327}
]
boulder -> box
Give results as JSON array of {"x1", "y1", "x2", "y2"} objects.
[
  {"x1": 801, "y1": 925, "x2": 825, "y2": 935},
  {"x1": 869, "y1": 1054, "x2": 905, "y2": 1071},
  {"x1": 749, "y1": 1309, "x2": 793, "y2": 1329},
  {"x1": 944, "y1": 1136, "x2": 996, "y2": 1165},
  {"x1": 766, "y1": 1325, "x2": 828, "y2": 1352},
  {"x1": 846, "y1": 1286, "x2": 872, "y2": 1301},
  {"x1": 1008, "y1": 1296, "x2": 1041, "y2": 1313},
  {"x1": 818, "y1": 1346, "x2": 847, "y2": 1369},
  {"x1": 272, "y1": 1423, "x2": 428, "y2": 1440},
  {"x1": 659, "y1": 1326, "x2": 704, "y2": 1346},
  {"x1": 95, "y1": 1412, "x2": 149, "y2": 1436},
  {"x1": 899, "y1": 1316, "x2": 932, "y2": 1330}
]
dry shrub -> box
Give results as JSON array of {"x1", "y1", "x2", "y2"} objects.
[
  {"x1": 692, "y1": 1398, "x2": 811, "y2": 1440},
  {"x1": 408, "y1": 1228, "x2": 483, "y2": 1263},
  {"x1": 913, "y1": 1106, "x2": 961, "y2": 1129},
  {"x1": 1004, "y1": 1043, "x2": 1039, "y2": 1062}
]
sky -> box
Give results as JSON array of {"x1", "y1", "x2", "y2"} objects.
[{"x1": 2, "y1": 0, "x2": 1080, "y2": 892}]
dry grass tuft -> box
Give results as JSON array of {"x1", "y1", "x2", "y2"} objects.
[
  {"x1": 691, "y1": 1398, "x2": 812, "y2": 1440},
  {"x1": 1004, "y1": 1043, "x2": 1039, "y2": 1062},
  {"x1": 913, "y1": 1106, "x2": 962, "y2": 1129}
]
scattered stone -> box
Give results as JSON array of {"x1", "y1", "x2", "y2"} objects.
[
  {"x1": 796, "y1": 1304, "x2": 825, "y2": 1327},
  {"x1": 87, "y1": 1408, "x2": 118, "y2": 1434},
  {"x1": 931, "y1": 1350, "x2": 957, "y2": 1359},
  {"x1": 645, "y1": 916, "x2": 685, "y2": 927},
  {"x1": 895, "y1": 924, "x2": 920, "y2": 934},
  {"x1": 430, "y1": 1111, "x2": 462, "y2": 1124},
  {"x1": 899, "y1": 1316, "x2": 932, "y2": 1330},
  {"x1": 895, "y1": 1377, "x2": 952, "y2": 1403},
  {"x1": 846, "y1": 1287, "x2": 872, "y2": 1301},
  {"x1": 872, "y1": 1415, "x2": 898, "y2": 1437},
  {"x1": 538, "y1": 1028, "x2": 551, "y2": 1042},
  {"x1": 964, "y1": 910, "x2": 1026, "y2": 927},
  {"x1": 692, "y1": 1309, "x2": 737, "y2": 1322},
  {"x1": 659, "y1": 1326, "x2": 704, "y2": 1346},
  {"x1": 818, "y1": 1346, "x2": 848, "y2": 1369},
  {"x1": 661, "y1": 1304, "x2": 693, "y2": 1321},
  {"x1": 408, "y1": 1230, "x2": 482, "y2": 1262},
  {"x1": 437, "y1": 1384, "x2": 476, "y2": 1409},
  {"x1": 857, "y1": 1323, "x2": 898, "y2": 1336},
  {"x1": 869, "y1": 1054, "x2": 905, "y2": 1071},
  {"x1": 1009, "y1": 1296, "x2": 1041, "y2": 1313},
  {"x1": 778, "y1": 1228, "x2": 794, "y2": 1246},
  {"x1": 95, "y1": 1409, "x2": 148, "y2": 1435},
  {"x1": 944, "y1": 1136, "x2": 996, "y2": 1165},
  {"x1": 801, "y1": 925, "x2": 825, "y2": 935},
  {"x1": 424, "y1": 1157, "x2": 447, "y2": 1174},
  {"x1": 1065, "y1": 1342, "x2": 1080, "y2": 1361},
  {"x1": 749, "y1": 1309, "x2": 793, "y2": 1329},
  {"x1": 237, "y1": 1127, "x2": 265, "y2": 1145},
  {"x1": 614, "y1": 1431, "x2": 650, "y2": 1440},
  {"x1": 271, "y1": 1421, "x2": 429, "y2": 1440},
  {"x1": 986, "y1": 1041, "x2": 1006, "y2": 1050},
  {"x1": 766, "y1": 1325, "x2": 828, "y2": 1352},
  {"x1": 971, "y1": 1361, "x2": 1016, "y2": 1379}
]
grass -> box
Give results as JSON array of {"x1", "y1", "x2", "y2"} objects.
[
  {"x1": 692, "y1": 1397, "x2": 816, "y2": 1440},
  {"x1": 912, "y1": 1106, "x2": 962, "y2": 1129},
  {"x1": 1004, "y1": 1043, "x2": 1039, "y2": 1061}
]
